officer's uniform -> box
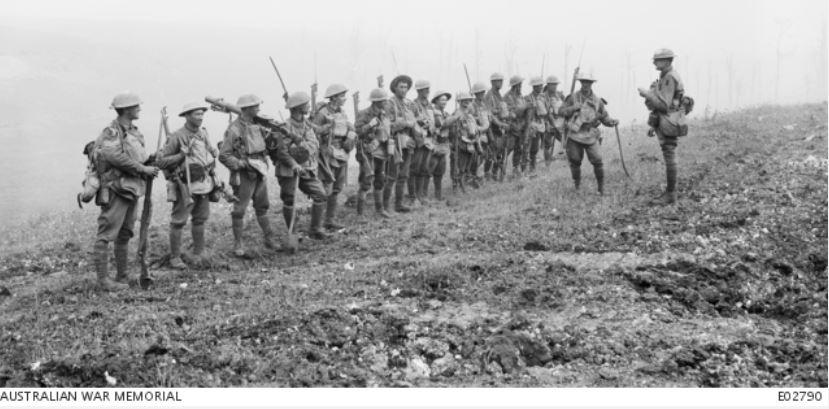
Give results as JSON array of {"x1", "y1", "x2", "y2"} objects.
[
  {"x1": 561, "y1": 75, "x2": 616, "y2": 193},
  {"x1": 157, "y1": 104, "x2": 217, "y2": 264},
  {"x1": 355, "y1": 93, "x2": 393, "y2": 216},
  {"x1": 219, "y1": 94, "x2": 276, "y2": 254}
]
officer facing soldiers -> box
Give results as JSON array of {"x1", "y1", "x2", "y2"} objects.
[
  {"x1": 219, "y1": 94, "x2": 277, "y2": 256},
  {"x1": 410, "y1": 80, "x2": 436, "y2": 205},
  {"x1": 386, "y1": 74, "x2": 420, "y2": 213},
  {"x1": 92, "y1": 92, "x2": 159, "y2": 290},
  {"x1": 639, "y1": 48, "x2": 685, "y2": 205},
  {"x1": 560, "y1": 71, "x2": 619, "y2": 194},
  {"x1": 355, "y1": 88, "x2": 393, "y2": 218},
  {"x1": 503, "y1": 75, "x2": 528, "y2": 178},
  {"x1": 312, "y1": 84, "x2": 357, "y2": 230},
  {"x1": 542, "y1": 75, "x2": 565, "y2": 167},
  {"x1": 428, "y1": 90, "x2": 453, "y2": 200},
  {"x1": 273, "y1": 92, "x2": 330, "y2": 240},
  {"x1": 484, "y1": 73, "x2": 510, "y2": 181},
  {"x1": 525, "y1": 76, "x2": 548, "y2": 174},
  {"x1": 156, "y1": 102, "x2": 217, "y2": 268}
]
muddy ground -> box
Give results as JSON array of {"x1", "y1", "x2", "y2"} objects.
[{"x1": 0, "y1": 104, "x2": 826, "y2": 387}]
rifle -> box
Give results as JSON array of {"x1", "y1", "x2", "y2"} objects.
[
  {"x1": 311, "y1": 53, "x2": 318, "y2": 113},
  {"x1": 136, "y1": 108, "x2": 165, "y2": 289},
  {"x1": 561, "y1": 40, "x2": 586, "y2": 153}
]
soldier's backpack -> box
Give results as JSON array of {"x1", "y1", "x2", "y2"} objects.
[{"x1": 77, "y1": 141, "x2": 100, "y2": 208}]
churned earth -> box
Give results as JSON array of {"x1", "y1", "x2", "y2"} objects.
[{"x1": 0, "y1": 104, "x2": 826, "y2": 387}]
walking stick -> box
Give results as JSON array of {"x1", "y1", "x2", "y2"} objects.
[{"x1": 614, "y1": 125, "x2": 631, "y2": 178}]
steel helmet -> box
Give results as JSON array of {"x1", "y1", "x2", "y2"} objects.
[
  {"x1": 490, "y1": 72, "x2": 504, "y2": 81},
  {"x1": 653, "y1": 48, "x2": 676, "y2": 60},
  {"x1": 369, "y1": 88, "x2": 389, "y2": 102},
  {"x1": 430, "y1": 90, "x2": 451, "y2": 104},
  {"x1": 179, "y1": 101, "x2": 208, "y2": 117},
  {"x1": 509, "y1": 75, "x2": 524, "y2": 87},
  {"x1": 456, "y1": 91, "x2": 473, "y2": 101},
  {"x1": 286, "y1": 92, "x2": 311, "y2": 109},
  {"x1": 529, "y1": 76, "x2": 544, "y2": 87},
  {"x1": 237, "y1": 94, "x2": 262, "y2": 108},
  {"x1": 110, "y1": 92, "x2": 142, "y2": 109},
  {"x1": 324, "y1": 83, "x2": 348, "y2": 98},
  {"x1": 471, "y1": 82, "x2": 488, "y2": 94},
  {"x1": 545, "y1": 75, "x2": 560, "y2": 85},
  {"x1": 414, "y1": 80, "x2": 431, "y2": 90},
  {"x1": 576, "y1": 71, "x2": 596, "y2": 82}
]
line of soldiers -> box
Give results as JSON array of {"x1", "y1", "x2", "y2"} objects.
[{"x1": 85, "y1": 49, "x2": 686, "y2": 291}]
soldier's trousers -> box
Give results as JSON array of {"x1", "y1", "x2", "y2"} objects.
[
  {"x1": 324, "y1": 161, "x2": 348, "y2": 198},
  {"x1": 457, "y1": 149, "x2": 475, "y2": 184},
  {"x1": 486, "y1": 128, "x2": 506, "y2": 178},
  {"x1": 359, "y1": 155, "x2": 388, "y2": 192},
  {"x1": 510, "y1": 131, "x2": 527, "y2": 171},
  {"x1": 657, "y1": 130, "x2": 678, "y2": 192},
  {"x1": 231, "y1": 171, "x2": 269, "y2": 218},
  {"x1": 96, "y1": 191, "x2": 137, "y2": 245},
  {"x1": 170, "y1": 194, "x2": 210, "y2": 229},
  {"x1": 427, "y1": 152, "x2": 447, "y2": 177},
  {"x1": 527, "y1": 134, "x2": 541, "y2": 171},
  {"x1": 566, "y1": 139, "x2": 603, "y2": 182},
  {"x1": 277, "y1": 173, "x2": 328, "y2": 207},
  {"x1": 542, "y1": 129, "x2": 560, "y2": 165},
  {"x1": 410, "y1": 146, "x2": 431, "y2": 177},
  {"x1": 387, "y1": 148, "x2": 412, "y2": 191}
]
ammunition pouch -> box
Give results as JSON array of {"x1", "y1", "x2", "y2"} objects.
[{"x1": 658, "y1": 111, "x2": 688, "y2": 137}]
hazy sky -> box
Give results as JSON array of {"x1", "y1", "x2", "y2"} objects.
[{"x1": 0, "y1": 0, "x2": 826, "y2": 218}]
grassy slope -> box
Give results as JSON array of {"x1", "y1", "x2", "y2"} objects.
[{"x1": 0, "y1": 104, "x2": 826, "y2": 387}]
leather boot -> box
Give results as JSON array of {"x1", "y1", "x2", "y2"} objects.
[
  {"x1": 231, "y1": 217, "x2": 245, "y2": 256},
  {"x1": 169, "y1": 227, "x2": 186, "y2": 269},
  {"x1": 594, "y1": 166, "x2": 605, "y2": 196},
  {"x1": 94, "y1": 241, "x2": 127, "y2": 291},
  {"x1": 191, "y1": 224, "x2": 205, "y2": 256},
  {"x1": 309, "y1": 202, "x2": 330, "y2": 239},
  {"x1": 394, "y1": 182, "x2": 411, "y2": 213},
  {"x1": 382, "y1": 185, "x2": 393, "y2": 213},
  {"x1": 407, "y1": 176, "x2": 416, "y2": 203},
  {"x1": 356, "y1": 190, "x2": 366, "y2": 215},
  {"x1": 419, "y1": 176, "x2": 430, "y2": 203},
  {"x1": 433, "y1": 175, "x2": 443, "y2": 201},
  {"x1": 283, "y1": 205, "x2": 294, "y2": 229},
  {"x1": 324, "y1": 195, "x2": 345, "y2": 230},
  {"x1": 257, "y1": 215, "x2": 278, "y2": 249},
  {"x1": 374, "y1": 190, "x2": 390, "y2": 218},
  {"x1": 652, "y1": 191, "x2": 677, "y2": 205},
  {"x1": 570, "y1": 166, "x2": 581, "y2": 190},
  {"x1": 113, "y1": 242, "x2": 130, "y2": 283}
]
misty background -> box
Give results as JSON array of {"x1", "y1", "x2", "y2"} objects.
[{"x1": 1, "y1": 0, "x2": 826, "y2": 225}]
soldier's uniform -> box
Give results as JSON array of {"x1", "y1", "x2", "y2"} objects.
[
  {"x1": 219, "y1": 94, "x2": 276, "y2": 255},
  {"x1": 386, "y1": 75, "x2": 419, "y2": 213},
  {"x1": 450, "y1": 92, "x2": 483, "y2": 190},
  {"x1": 411, "y1": 80, "x2": 436, "y2": 203},
  {"x1": 312, "y1": 84, "x2": 356, "y2": 229},
  {"x1": 92, "y1": 92, "x2": 154, "y2": 291},
  {"x1": 503, "y1": 75, "x2": 529, "y2": 176},
  {"x1": 273, "y1": 92, "x2": 330, "y2": 240},
  {"x1": 541, "y1": 76, "x2": 566, "y2": 167},
  {"x1": 428, "y1": 91, "x2": 453, "y2": 200},
  {"x1": 156, "y1": 102, "x2": 217, "y2": 266},
  {"x1": 484, "y1": 73, "x2": 509, "y2": 181},
  {"x1": 470, "y1": 83, "x2": 492, "y2": 187},
  {"x1": 524, "y1": 76, "x2": 548, "y2": 173},
  {"x1": 354, "y1": 89, "x2": 393, "y2": 217},
  {"x1": 560, "y1": 72, "x2": 617, "y2": 194},
  {"x1": 642, "y1": 48, "x2": 686, "y2": 205}
]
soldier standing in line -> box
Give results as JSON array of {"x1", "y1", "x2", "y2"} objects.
[
  {"x1": 559, "y1": 72, "x2": 619, "y2": 195},
  {"x1": 503, "y1": 75, "x2": 528, "y2": 179},
  {"x1": 386, "y1": 74, "x2": 419, "y2": 213},
  {"x1": 484, "y1": 73, "x2": 510, "y2": 181},
  {"x1": 427, "y1": 90, "x2": 453, "y2": 200},
  {"x1": 541, "y1": 75, "x2": 566, "y2": 167},
  {"x1": 91, "y1": 92, "x2": 159, "y2": 290},
  {"x1": 219, "y1": 94, "x2": 278, "y2": 256},
  {"x1": 312, "y1": 84, "x2": 357, "y2": 230},
  {"x1": 470, "y1": 82, "x2": 492, "y2": 188},
  {"x1": 354, "y1": 88, "x2": 393, "y2": 218},
  {"x1": 449, "y1": 91, "x2": 484, "y2": 189},
  {"x1": 156, "y1": 102, "x2": 217, "y2": 268},
  {"x1": 525, "y1": 76, "x2": 548, "y2": 174},
  {"x1": 638, "y1": 48, "x2": 686, "y2": 205},
  {"x1": 411, "y1": 80, "x2": 436, "y2": 205},
  {"x1": 272, "y1": 92, "x2": 331, "y2": 240}
]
